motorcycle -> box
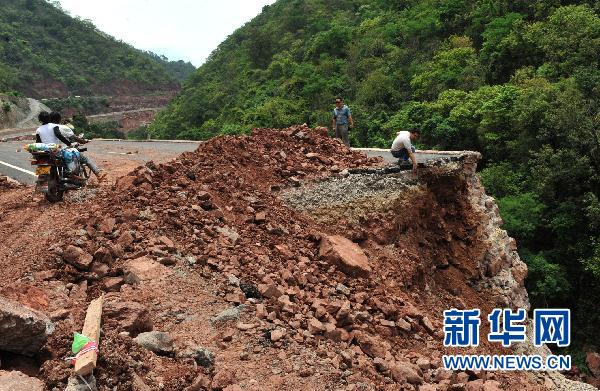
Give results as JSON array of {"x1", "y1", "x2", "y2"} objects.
[{"x1": 25, "y1": 139, "x2": 91, "y2": 202}]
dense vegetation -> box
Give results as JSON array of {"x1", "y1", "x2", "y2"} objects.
[
  {"x1": 43, "y1": 96, "x2": 110, "y2": 114},
  {"x1": 152, "y1": 0, "x2": 600, "y2": 356},
  {"x1": 0, "y1": 0, "x2": 195, "y2": 97},
  {"x1": 71, "y1": 114, "x2": 124, "y2": 139}
]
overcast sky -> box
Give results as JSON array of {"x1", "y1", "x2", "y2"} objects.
[{"x1": 57, "y1": 0, "x2": 276, "y2": 67}]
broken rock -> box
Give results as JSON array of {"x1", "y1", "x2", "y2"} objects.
[
  {"x1": 65, "y1": 374, "x2": 97, "y2": 391},
  {"x1": 354, "y1": 332, "x2": 389, "y2": 359},
  {"x1": 0, "y1": 297, "x2": 54, "y2": 356},
  {"x1": 319, "y1": 235, "x2": 371, "y2": 277},
  {"x1": 390, "y1": 361, "x2": 423, "y2": 385},
  {"x1": 177, "y1": 345, "x2": 215, "y2": 368},
  {"x1": 133, "y1": 331, "x2": 174, "y2": 355},
  {"x1": 104, "y1": 300, "x2": 153, "y2": 335},
  {"x1": 123, "y1": 256, "x2": 170, "y2": 283},
  {"x1": 587, "y1": 351, "x2": 600, "y2": 378},
  {"x1": 212, "y1": 305, "x2": 246, "y2": 324},
  {"x1": 63, "y1": 245, "x2": 93, "y2": 271},
  {"x1": 0, "y1": 370, "x2": 44, "y2": 391}
]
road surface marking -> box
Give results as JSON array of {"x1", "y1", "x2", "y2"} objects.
[
  {"x1": 107, "y1": 152, "x2": 132, "y2": 155},
  {"x1": 0, "y1": 160, "x2": 37, "y2": 177}
]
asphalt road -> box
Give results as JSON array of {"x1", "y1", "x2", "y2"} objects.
[
  {"x1": 0, "y1": 132, "x2": 462, "y2": 185},
  {"x1": 0, "y1": 138, "x2": 200, "y2": 185},
  {"x1": 360, "y1": 148, "x2": 465, "y2": 165}
]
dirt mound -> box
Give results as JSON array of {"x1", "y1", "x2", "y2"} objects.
[{"x1": 0, "y1": 125, "x2": 573, "y2": 390}]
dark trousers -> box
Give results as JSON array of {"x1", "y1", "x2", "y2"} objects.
[
  {"x1": 79, "y1": 155, "x2": 100, "y2": 175},
  {"x1": 335, "y1": 124, "x2": 350, "y2": 147},
  {"x1": 391, "y1": 146, "x2": 415, "y2": 161}
]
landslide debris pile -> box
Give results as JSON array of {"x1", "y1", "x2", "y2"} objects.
[{"x1": 0, "y1": 125, "x2": 584, "y2": 390}]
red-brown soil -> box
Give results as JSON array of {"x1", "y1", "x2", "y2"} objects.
[{"x1": 0, "y1": 126, "x2": 553, "y2": 390}]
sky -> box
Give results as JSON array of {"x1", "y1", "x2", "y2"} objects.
[{"x1": 57, "y1": 0, "x2": 277, "y2": 67}]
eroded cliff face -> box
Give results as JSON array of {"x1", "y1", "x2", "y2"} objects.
[
  {"x1": 283, "y1": 151, "x2": 530, "y2": 314},
  {"x1": 421, "y1": 153, "x2": 530, "y2": 310},
  {"x1": 283, "y1": 150, "x2": 598, "y2": 391}
]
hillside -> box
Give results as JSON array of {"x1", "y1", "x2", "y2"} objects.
[
  {"x1": 150, "y1": 0, "x2": 600, "y2": 361},
  {"x1": 0, "y1": 93, "x2": 50, "y2": 129},
  {"x1": 0, "y1": 0, "x2": 195, "y2": 98}
]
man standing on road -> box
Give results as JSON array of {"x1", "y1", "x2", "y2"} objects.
[
  {"x1": 332, "y1": 97, "x2": 354, "y2": 147},
  {"x1": 391, "y1": 129, "x2": 420, "y2": 173}
]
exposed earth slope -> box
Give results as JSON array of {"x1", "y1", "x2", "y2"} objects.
[{"x1": 0, "y1": 126, "x2": 596, "y2": 390}]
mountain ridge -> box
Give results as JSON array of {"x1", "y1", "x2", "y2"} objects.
[{"x1": 0, "y1": 0, "x2": 195, "y2": 98}]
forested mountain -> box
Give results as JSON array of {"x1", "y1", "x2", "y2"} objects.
[
  {"x1": 152, "y1": 0, "x2": 600, "y2": 360},
  {"x1": 0, "y1": 0, "x2": 195, "y2": 97}
]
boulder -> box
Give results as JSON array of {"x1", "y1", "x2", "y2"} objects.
[
  {"x1": 211, "y1": 370, "x2": 236, "y2": 390},
  {"x1": 115, "y1": 175, "x2": 136, "y2": 191},
  {"x1": 177, "y1": 345, "x2": 214, "y2": 368},
  {"x1": 0, "y1": 370, "x2": 44, "y2": 391},
  {"x1": 482, "y1": 380, "x2": 502, "y2": 391},
  {"x1": 133, "y1": 331, "x2": 174, "y2": 355},
  {"x1": 123, "y1": 256, "x2": 170, "y2": 283},
  {"x1": 131, "y1": 373, "x2": 151, "y2": 391},
  {"x1": 319, "y1": 235, "x2": 371, "y2": 277},
  {"x1": 117, "y1": 231, "x2": 135, "y2": 248},
  {"x1": 390, "y1": 361, "x2": 423, "y2": 385},
  {"x1": 0, "y1": 297, "x2": 54, "y2": 356},
  {"x1": 258, "y1": 284, "x2": 282, "y2": 299},
  {"x1": 396, "y1": 318, "x2": 412, "y2": 332},
  {"x1": 93, "y1": 246, "x2": 113, "y2": 264},
  {"x1": 212, "y1": 305, "x2": 246, "y2": 324},
  {"x1": 184, "y1": 373, "x2": 211, "y2": 391},
  {"x1": 466, "y1": 379, "x2": 485, "y2": 391},
  {"x1": 63, "y1": 245, "x2": 93, "y2": 271},
  {"x1": 270, "y1": 328, "x2": 286, "y2": 342},
  {"x1": 99, "y1": 218, "x2": 116, "y2": 234},
  {"x1": 354, "y1": 332, "x2": 389, "y2": 359},
  {"x1": 104, "y1": 300, "x2": 152, "y2": 335},
  {"x1": 102, "y1": 277, "x2": 124, "y2": 292},
  {"x1": 587, "y1": 351, "x2": 600, "y2": 378}
]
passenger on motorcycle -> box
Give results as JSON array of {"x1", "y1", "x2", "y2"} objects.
[{"x1": 35, "y1": 111, "x2": 106, "y2": 181}]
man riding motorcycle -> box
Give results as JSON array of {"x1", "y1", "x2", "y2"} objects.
[{"x1": 35, "y1": 111, "x2": 106, "y2": 181}]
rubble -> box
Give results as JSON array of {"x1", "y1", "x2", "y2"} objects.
[
  {"x1": 103, "y1": 299, "x2": 152, "y2": 335},
  {"x1": 0, "y1": 125, "x2": 590, "y2": 390},
  {"x1": 0, "y1": 297, "x2": 54, "y2": 356},
  {"x1": 587, "y1": 351, "x2": 600, "y2": 378},
  {"x1": 133, "y1": 331, "x2": 174, "y2": 355},
  {"x1": 63, "y1": 245, "x2": 93, "y2": 271},
  {"x1": 0, "y1": 370, "x2": 45, "y2": 390},
  {"x1": 319, "y1": 234, "x2": 372, "y2": 277}
]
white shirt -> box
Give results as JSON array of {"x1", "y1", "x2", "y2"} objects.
[
  {"x1": 36, "y1": 123, "x2": 74, "y2": 145},
  {"x1": 391, "y1": 131, "x2": 412, "y2": 151}
]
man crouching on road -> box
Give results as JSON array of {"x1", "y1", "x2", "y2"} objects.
[{"x1": 391, "y1": 129, "x2": 420, "y2": 173}]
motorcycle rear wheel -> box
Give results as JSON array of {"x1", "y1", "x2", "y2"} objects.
[{"x1": 45, "y1": 167, "x2": 64, "y2": 203}]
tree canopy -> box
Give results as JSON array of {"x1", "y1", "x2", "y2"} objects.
[
  {"x1": 151, "y1": 0, "x2": 600, "y2": 358},
  {"x1": 0, "y1": 0, "x2": 195, "y2": 97}
]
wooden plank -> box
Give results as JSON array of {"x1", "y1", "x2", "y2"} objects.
[{"x1": 74, "y1": 295, "x2": 104, "y2": 376}]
